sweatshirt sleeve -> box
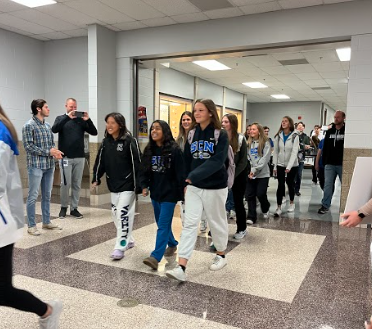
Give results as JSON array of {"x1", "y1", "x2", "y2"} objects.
[
  {"x1": 251, "y1": 141, "x2": 271, "y2": 175},
  {"x1": 52, "y1": 114, "x2": 69, "y2": 133},
  {"x1": 84, "y1": 119, "x2": 98, "y2": 136},
  {"x1": 22, "y1": 123, "x2": 51, "y2": 157},
  {"x1": 184, "y1": 140, "x2": 192, "y2": 180},
  {"x1": 173, "y1": 147, "x2": 186, "y2": 198},
  {"x1": 272, "y1": 135, "x2": 279, "y2": 169},
  {"x1": 187, "y1": 130, "x2": 228, "y2": 184},
  {"x1": 130, "y1": 137, "x2": 141, "y2": 190},
  {"x1": 235, "y1": 137, "x2": 248, "y2": 178},
  {"x1": 92, "y1": 141, "x2": 105, "y2": 185},
  {"x1": 286, "y1": 134, "x2": 299, "y2": 171}
]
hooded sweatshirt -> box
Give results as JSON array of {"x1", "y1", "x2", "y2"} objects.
[
  {"x1": 92, "y1": 133, "x2": 141, "y2": 193},
  {"x1": 248, "y1": 140, "x2": 271, "y2": 178},
  {"x1": 0, "y1": 121, "x2": 24, "y2": 248},
  {"x1": 273, "y1": 131, "x2": 300, "y2": 170},
  {"x1": 322, "y1": 124, "x2": 345, "y2": 166},
  {"x1": 184, "y1": 124, "x2": 228, "y2": 189}
]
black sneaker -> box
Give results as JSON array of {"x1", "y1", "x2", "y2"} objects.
[
  {"x1": 59, "y1": 207, "x2": 67, "y2": 219},
  {"x1": 295, "y1": 192, "x2": 301, "y2": 196},
  {"x1": 70, "y1": 208, "x2": 83, "y2": 219},
  {"x1": 318, "y1": 206, "x2": 328, "y2": 214}
]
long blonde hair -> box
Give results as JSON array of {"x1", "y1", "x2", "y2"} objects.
[
  {"x1": 223, "y1": 113, "x2": 239, "y2": 153},
  {"x1": 247, "y1": 123, "x2": 268, "y2": 156},
  {"x1": 176, "y1": 111, "x2": 192, "y2": 149},
  {"x1": 190, "y1": 99, "x2": 221, "y2": 130},
  {"x1": 0, "y1": 104, "x2": 18, "y2": 144}
]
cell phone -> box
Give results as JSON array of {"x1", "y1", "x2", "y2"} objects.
[{"x1": 75, "y1": 111, "x2": 85, "y2": 118}]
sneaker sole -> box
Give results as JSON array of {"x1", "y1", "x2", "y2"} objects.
[
  {"x1": 42, "y1": 227, "x2": 62, "y2": 230},
  {"x1": 27, "y1": 232, "x2": 41, "y2": 236},
  {"x1": 70, "y1": 216, "x2": 83, "y2": 219},
  {"x1": 165, "y1": 272, "x2": 185, "y2": 282},
  {"x1": 143, "y1": 260, "x2": 158, "y2": 270},
  {"x1": 210, "y1": 262, "x2": 227, "y2": 271}
]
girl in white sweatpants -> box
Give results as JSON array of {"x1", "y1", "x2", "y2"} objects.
[
  {"x1": 166, "y1": 99, "x2": 229, "y2": 282},
  {"x1": 92, "y1": 113, "x2": 141, "y2": 260}
]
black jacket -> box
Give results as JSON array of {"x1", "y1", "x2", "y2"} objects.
[
  {"x1": 52, "y1": 114, "x2": 97, "y2": 158},
  {"x1": 92, "y1": 134, "x2": 141, "y2": 193},
  {"x1": 322, "y1": 124, "x2": 345, "y2": 166},
  {"x1": 184, "y1": 124, "x2": 228, "y2": 189},
  {"x1": 140, "y1": 145, "x2": 185, "y2": 203}
]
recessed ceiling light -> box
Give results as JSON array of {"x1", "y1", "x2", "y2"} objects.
[
  {"x1": 242, "y1": 82, "x2": 268, "y2": 89},
  {"x1": 161, "y1": 63, "x2": 170, "y2": 68},
  {"x1": 11, "y1": 0, "x2": 56, "y2": 8},
  {"x1": 336, "y1": 47, "x2": 351, "y2": 62},
  {"x1": 192, "y1": 60, "x2": 231, "y2": 71},
  {"x1": 271, "y1": 94, "x2": 290, "y2": 99}
]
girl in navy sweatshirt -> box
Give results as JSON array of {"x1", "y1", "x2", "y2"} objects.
[
  {"x1": 140, "y1": 120, "x2": 185, "y2": 271},
  {"x1": 91, "y1": 113, "x2": 141, "y2": 261},
  {"x1": 166, "y1": 99, "x2": 229, "y2": 282}
]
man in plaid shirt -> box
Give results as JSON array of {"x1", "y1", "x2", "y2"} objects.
[{"x1": 22, "y1": 99, "x2": 64, "y2": 236}]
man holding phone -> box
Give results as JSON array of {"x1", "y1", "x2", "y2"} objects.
[{"x1": 52, "y1": 98, "x2": 98, "y2": 219}]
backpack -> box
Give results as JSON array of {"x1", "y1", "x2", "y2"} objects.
[{"x1": 187, "y1": 128, "x2": 236, "y2": 189}]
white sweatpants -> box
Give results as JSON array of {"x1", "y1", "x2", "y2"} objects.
[
  {"x1": 111, "y1": 191, "x2": 135, "y2": 251},
  {"x1": 179, "y1": 201, "x2": 207, "y2": 229},
  {"x1": 178, "y1": 185, "x2": 228, "y2": 260}
]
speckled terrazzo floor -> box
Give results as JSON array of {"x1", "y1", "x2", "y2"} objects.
[{"x1": 6, "y1": 174, "x2": 372, "y2": 329}]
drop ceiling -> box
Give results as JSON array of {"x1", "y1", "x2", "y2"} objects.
[
  {"x1": 0, "y1": 0, "x2": 362, "y2": 41},
  {"x1": 152, "y1": 42, "x2": 350, "y2": 110}
]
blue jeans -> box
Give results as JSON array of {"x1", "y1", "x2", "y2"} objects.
[
  {"x1": 295, "y1": 161, "x2": 305, "y2": 193},
  {"x1": 150, "y1": 200, "x2": 178, "y2": 262},
  {"x1": 26, "y1": 167, "x2": 54, "y2": 228},
  {"x1": 321, "y1": 165, "x2": 342, "y2": 209},
  {"x1": 225, "y1": 189, "x2": 235, "y2": 212}
]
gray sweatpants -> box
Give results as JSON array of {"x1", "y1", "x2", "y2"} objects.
[{"x1": 60, "y1": 157, "x2": 85, "y2": 210}]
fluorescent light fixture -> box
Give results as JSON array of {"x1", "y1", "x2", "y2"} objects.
[
  {"x1": 336, "y1": 47, "x2": 351, "y2": 62},
  {"x1": 192, "y1": 60, "x2": 231, "y2": 71},
  {"x1": 11, "y1": 0, "x2": 56, "y2": 8},
  {"x1": 161, "y1": 63, "x2": 170, "y2": 68},
  {"x1": 242, "y1": 82, "x2": 268, "y2": 89},
  {"x1": 170, "y1": 102, "x2": 181, "y2": 106},
  {"x1": 271, "y1": 94, "x2": 290, "y2": 99}
]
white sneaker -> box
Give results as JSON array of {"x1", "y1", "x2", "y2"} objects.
[
  {"x1": 27, "y1": 227, "x2": 41, "y2": 236},
  {"x1": 288, "y1": 203, "x2": 295, "y2": 212},
  {"x1": 246, "y1": 219, "x2": 254, "y2": 225},
  {"x1": 229, "y1": 210, "x2": 236, "y2": 219},
  {"x1": 233, "y1": 230, "x2": 247, "y2": 240},
  {"x1": 263, "y1": 212, "x2": 270, "y2": 219},
  {"x1": 210, "y1": 255, "x2": 227, "y2": 271},
  {"x1": 166, "y1": 265, "x2": 186, "y2": 282},
  {"x1": 39, "y1": 300, "x2": 63, "y2": 329},
  {"x1": 42, "y1": 222, "x2": 62, "y2": 230},
  {"x1": 274, "y1": 208, "x2": 282, "y2": 217},
  {"x1": 200, "y1": 219, "x2": 207, "y2": 233},
  {"x1": 226, "y1": 211, "x2": 230, "y2": 219},
  {"x1": 282, "y1": 196, "x2": 286, "y2": 203}
]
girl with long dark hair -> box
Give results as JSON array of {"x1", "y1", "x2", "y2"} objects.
[
  {"x1": 165, "y1": 99, "x2": 229, "y2": 282},
  {"x1": 92, "y1": 113, "x2": 141, "y2": 260},
  {"x1": 176, "y1": 111, "x2": 192, "y2": 151},
  {"x1": 221, "y1": 114, "x2": 248, "y2": 239},
  {"x1": 140, "y1": 120, "x2": 184, "y2": 270},
  {"x1": 272, "y1": 116, "x2": 299, "y2": 217},
  {"x1": 0, "y1": 105, "x2": 62, "y2": 327},
  {"x1": 246, "y1": 123, "x2": 271, "y2": 224}
]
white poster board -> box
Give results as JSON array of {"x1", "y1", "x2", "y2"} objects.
[{"x1": 344, "y1": 157, "x2": 372, "y2": 224}]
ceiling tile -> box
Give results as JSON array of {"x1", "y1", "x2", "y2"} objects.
[
  {"x1": 38, "y1": 31, "x2": 70, "y2": 39},
  {"x1": 284, "y1": 81, "x2": 310, "y2": 89},
  {"x1": 230, "y1": 0, "x2": 274, "y2": 5},
  {"x1": 105, "y1": 25, "x2": 121, "y2": 31},
  {"x1": 171, "y1": 12, "x2": 209, "y2": 23},
  {"x1": 37, "y1": 3, "x2": 103, "y2": 26},
  {"x1": 100, "y1": 0, "x2": 164, "y2": 20},
  {"x1": 63, "y1": 28, "x2": 88, "y2": 37},
  {"x1": 142, "y1": 16, "x2": 176, "y2": 27},
  {"x1": 312, "y1": 62, "x2": 343, "y2": 72},
  {"x1": 32, "y1": 35, "x2": 51, "y2": 41},
  {"x1": 279, "y1": 0, "x2": 322, "y2": 9},
  {"x1": 319, "y1": 71, "x2": 347, "y2": 79},
  {"x1": 294, "y1": 72, "x2": 322, "y2": 80},
  {"x1": 274, "y1": 74, "x2": 301, "y2": 82},
  {"x1": 323, "y1": 0, "x2": 353, "y2": 3},
  {"x1": 287, "y1": 64, "x2": 317, "y2": 74},
  {"x1": 324, "y1": 78, "x2": 348, "y2": 85},
  {"x1": 10, "y1": 9, "x2": 79, "y2": 31},
  {"x1": 0, "y1": 13, "x2": 54, "y2": 34},
  {"x1": 65, "y1": 0, "x2": 134, "y2": 24},
  {"x1": 302, "y1": 50, "x2": 339, "y2": 63},
  {"x1": 271, "y1": 52, "x2": 305, "y2": 61},
  {"x1": 0, "y1": 22, "x2": 33, "y2": 36},
  {"x1": 204, "y1": 7, "x2": 244, "y2": 19},
  {"x1": 244, "y1": 55, "x2": 281, "y2": 67},
  {"x1": 239, "y1": 1, "x2": 281, "y2": 14},
  {"x1": 304, "y1": 79, "x2": 328, "y2": 87},
  {"x1": 341, "y1": 62, "x2": 350, "y2": 71},
  {"x1": 0, "y1": 0, "x2": 27, "y2": 12},
  {"x1": 261, "y1": 66, "x2": 291, "y2": 75},
  {"x1": 112, "y1": 21, "x2": 148, "y2": 30},
  {"x1": 142, "y1": 0, "x2": 200, "y2": 16}
]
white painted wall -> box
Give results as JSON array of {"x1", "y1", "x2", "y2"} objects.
[
  {"x1": 248, "y1": 102, "x2": 322, "y2": 137},
  {"x1": 345, "y1": 33, "x2": 372, "y2": 149},
  {"x1": 197, "y1": 79, "x2": 223, "y2": 105},
  {"x1": 0, "y1": 28, "x2": 44, "y2": 137},
  {"x1": 323, "y1": 103, "x2": 336, "y2": 125},
  {"x1": 225, "y1": 88, "x2": 244, "y2": 110},
  {"x1": 44, "y1": 37, "x2": 89, "y2": 133},
  {"x1": 159, "y1": 68, "x2": 194, "y2": 100}
]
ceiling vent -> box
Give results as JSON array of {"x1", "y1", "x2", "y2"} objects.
[
  {"x1": 188, "y1": 0, "x2": 233, "y2": 11},
  {"x1": 312, "y1": 87, "x2": 332, "y2": 91},
  {"x1": 278, "y1": 59, "x2": 309, "y2": 65}
]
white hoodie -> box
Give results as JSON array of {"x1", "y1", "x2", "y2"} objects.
[
  {"x1": 0, "y1": 121, "x2": 24, "y2": 248},
  {"x1": 273, "y1": 131, "x2": 300, "y2": 171}
]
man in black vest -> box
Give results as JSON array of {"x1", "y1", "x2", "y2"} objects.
[{"x1": 52, "y1": 98, "x2": 97, "y2": 218}]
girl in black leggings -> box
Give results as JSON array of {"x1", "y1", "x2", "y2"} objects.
[{"x1": 0, "y1": 104, "x2": 62, "y2": 328}]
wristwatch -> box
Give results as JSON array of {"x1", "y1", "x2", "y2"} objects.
[{"x1": 357, "y1": 211, "x2": 366, "y2": 219}]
